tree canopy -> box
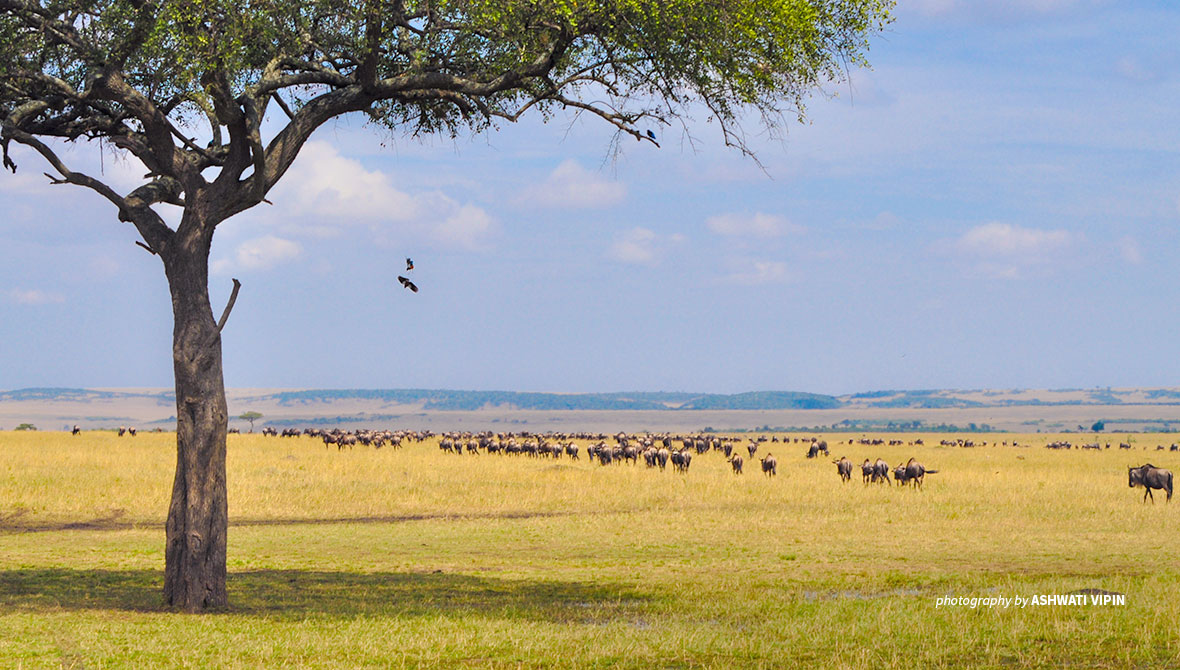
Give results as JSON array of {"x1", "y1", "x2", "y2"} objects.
[{"x1": 2, "y1": 0, "x2": 892, "y2": 229}]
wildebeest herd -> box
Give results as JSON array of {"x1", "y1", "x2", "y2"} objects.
[
  {"x1": 828, "y1": 455, "x2": 937, "y2": 489},
  {"x1": 234, "y1": 427, "x2": 1175, "y2": 502}
]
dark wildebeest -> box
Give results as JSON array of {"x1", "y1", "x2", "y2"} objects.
[
  {"x1": 760, "y1": 454, "x2": 777, "y2": 477},
  {"x1": 806, "y1": 442, "x2": 821, "y2": 459},
  {"x1": 729, "y1": 454, "x2": 744, "y2": 475},
  {"x1": 860, "y1": 459, "x2": 874, "y2": 484},
  {"x1": 1129, "y1": 464, "x2": 1173, "y2": 503},
  {"x1": 903, "y1": 457, "x2": 938, "y2": 490},
  {"x1": 873, "y1": 458, "x2": 890, "y2": 485},
  {"x1": 834, "y1": 457, "x2": 853, "y2": 483},
  {"x1": 893, "y1": 463, "x2": 909, "y2": 486},
  {"x1": 71, "y1": 425, "x2": 80, "y2": 435}
]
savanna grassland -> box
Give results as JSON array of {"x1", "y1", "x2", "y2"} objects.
[{"x1": 1, "y1": 429, "x2": 1179, "y2": 669}]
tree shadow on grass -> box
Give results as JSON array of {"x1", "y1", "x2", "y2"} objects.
[{"x1": 0, "y1": 568, "x2": 652, "y2": 622}]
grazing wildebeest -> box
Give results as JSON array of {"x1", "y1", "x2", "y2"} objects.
[
  {"x1": 117, "y1": 426, "x2": 127, "y2": 436},
  {"x1": 834, "y1": 456, "x2": 853, "y2": 483},
  {"x1": 728, "y1": 454, "x2": 744, "y2": 475},
  {"x1": 903, "y1": 457, "x2": 938, "y2": 490},
  {"x1": 655, "y1": 448, "x2": 670, "y2": 471},
  {"x1": 760, "y1": 454, "x2": 777, "y2": 477},
  {"x1": 860, "y1": 459, "x2": 874, "y2": 484},
  {"x1": 71, "y1": 425, "x2": 80, "y2": 435},
  {"x1": 1129, "y1": 464, "x2": 1173, "y2": 503},
  {"x1": 806, "y1": 442, "x2": 820, "y2": 459},
  {"x1": 127, "y1": 426, "x2": 137, "y2": 436},
  {"x1": 893, "y1": 463, "x2": 909, "y2": 486}
]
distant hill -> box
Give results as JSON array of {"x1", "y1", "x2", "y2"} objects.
[
  {"x1": 0, "y1": 388, "x2": 173, "y2": 402},
  {"x1": 264, "y1": 389, "x2": 840, "y2": 411},
  {"x1": 6, "y1": 386, "x2": 1180, "y2": 412},
  {"x1": 7, "y1": 386, "x2": 1180, "y2": 433}
]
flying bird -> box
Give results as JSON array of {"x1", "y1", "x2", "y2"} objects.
[
  {"x1": 405, "y1": 257, "x2": 414, "y2": 271},
  {"x1": 397, "y1": 276, "x2": 418, "y2": 293}
]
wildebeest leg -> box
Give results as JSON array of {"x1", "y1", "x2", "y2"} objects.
[{"x1": 1144, "y1": 488, "x2": 1153, "y2": 503}]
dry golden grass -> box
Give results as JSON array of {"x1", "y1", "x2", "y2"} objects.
[{"x1": 1, "y1": 429, "x2": 1179, "y2": 667}]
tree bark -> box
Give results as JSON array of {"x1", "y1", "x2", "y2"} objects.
[{"x1": 162, "y1": 227, "x2": 228, "y2": 612}]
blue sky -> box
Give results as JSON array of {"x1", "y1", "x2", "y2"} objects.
[{"x1": 2, "y1": 1, "x2": 1179, "y2": 395}]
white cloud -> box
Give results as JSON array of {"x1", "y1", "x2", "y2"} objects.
[
  {"x1": 278, "y1": 141, "x2": 416, "y2": 221},
  {"x1": 267, "y1": 141, "x2": 497, "y2": 250},
  {"x1": 706, "y1": 212, "x2": 805, "y2": 238},
  {"x1": 610, "y1": 228, "x2": 658, "y2": 265},
  {"x1": 518, "y1": 159, "x2": 626, "y2": 209},
  {"x1": 956, "y1": 222, "x2": 1070, "y2": 256},
  {"x1": 1118, "y1": 236, "x2": 1143, "y2": 265},
  {"x1": 8, "y1": 288, "x2": 65, "y2": 305},
  {"x1": 949, "y1": 222, "x2": 1074, "y2": 278},
  {"x1": 609, "y1": 228, "x2": 684, "y2": 266},
  {"x1": 212, "y1": 235, "x2": 302, "y2": 274},
  {"x1": 725, "y1": 260, "x2": 790, "y2": 285},
  {"x1": 904, "y1": 0, "x2": 1105, "y2": 20},
  {"x1": 435, "y1": 204, "x2": 495, "y2": 251}
]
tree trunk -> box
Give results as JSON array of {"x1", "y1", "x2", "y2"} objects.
[{"x1": 162, "y1": 231, "x2": 228, "y2": 612}]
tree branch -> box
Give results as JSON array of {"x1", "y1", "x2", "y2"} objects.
[
  {"x1": 2, "y1": 123, "x2": 131, "y2": 212},
  {"x1": 2, "y1": 121, "x2": 176, "y2": 252},
  {"x1": 216, "y1": 278, "x2": 241, "y2": 333}
]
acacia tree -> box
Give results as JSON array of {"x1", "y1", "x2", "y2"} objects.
[
  {"x1": 0, "y1": 0, "x2": 893, "y2": 611},
  {"x1": 239, "y1": 411, "x2": 262, "y2": 432}
]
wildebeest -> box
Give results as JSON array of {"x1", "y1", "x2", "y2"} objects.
[
  {"x1": 71, "y1": 425, "x2": 80, "y2": 435},
  {"x1": 760, "y1": 454, "x2": 777, "y2": 477},
  {"x1": 1129, "y1": 464, "x2": 1173, "y2": 503},
  {"x1": 728, "y1": 454, "x2": 744, "y2": 475},
  {"x1": 893, "y1": 463, "x2": 909, "y2": 486},
  {"x1": 873, "y1": 458, "x2": 890, "y2": 485},
  {"x1": 860, "y1": 459, "x2": 874, "y2": 484},
  {"x1": 902, "y1": 457, "x2": 937, "y2": 490},
  {"x1": 834, "y1": 456, "x2": 852, "y2": 482}
]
